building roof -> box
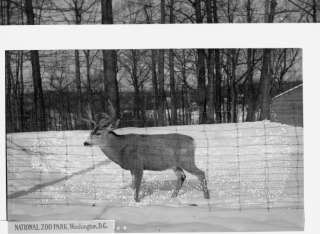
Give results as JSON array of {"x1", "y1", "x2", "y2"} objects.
[{"x1": 272, "y1": 83, "x2": 303, "y2": 100}]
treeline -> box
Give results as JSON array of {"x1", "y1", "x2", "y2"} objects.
[
  {"x1": 1, "y1": 0, "x2": 319, "y2": 25},
  {"x1": 6, "y1": 47, "x2": 301, "y2": 133},
  {"x1": 4, "y1": 0, "x2": 302, "y2": 132}
]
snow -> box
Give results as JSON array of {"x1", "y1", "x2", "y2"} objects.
[{"x1": 6, "y1": 121, "x2": 304, "y2": 231}]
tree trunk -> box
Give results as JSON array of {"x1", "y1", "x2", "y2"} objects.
[
  {"x1": 259, "y1": 0, "x2": 277, "y2": 120},
  {"x1": 245, "y1": 49, "x2": 257, "y2": 121},
  {"x1": 230, "y1": 50, "x2": 238, "y2": 123},
  {"x1": 259, "y1": 49, "x2": 272, "y2": 120},
  {"x1": 101, "y1": 0, "x2": 120, "y2": 118},
  {"x1": 206, "y1": 0, "x2": 215, "y2": 123},
  {"x1": 158, "y1": 49, "x2": 166, "y2": 125},
  {"x1": 181, "y1": 50, "x2": 189, "y2": 125},
  {"x1": 65, "y1": 88, "x2": 72, "y2": 129},
  {"x1": 196, "y1": 49, "x2": 207, "y2": 124},
  {"x1": 143, "y1": 8, "x2": 159, "y2": 125},
  {"x1": 246, "y1": 0, "x2": 253, "y2": 23},
  {"x1": 169, "y1": 0, "x2": 177, "y2": 125},
  {"x1": 25, "y1": 0, "x2": 46, "y2": 130},
  {"x1": 158, "y1": 0, "x2": 166, "y2": 125},
  {"x1": 205, "y1": 0, "x2": 213, "y2": 23},
  {"x1": 6, "y1": 51, "x2": 13, "y2": 132},
  {"x1": 30, "y1": 50, "x2": 47, "y2": 131},
  {"x1": 264, "y1": 0, "x2": 277, "y2": 23},
  {"x1": 212, "y1": 1, "x2": 222, "y2": 123},
  {"x1": 19, "y1": 51, "x2": 24, "y2": 131},
  {"x1": 84, "y1": 50, "x2": 93, "y2": 122},
  {"x1": 0, "y1": 0, "x2": 4, "y2": 24},
  {"x1": 25, "y1": 0, "x2": 35, "y2": 24},
  {"x1": 195, "y1": 0, "x2": 207, "y2": 124},
  {"x1": 214, "y1": 49, "x2": 222, "y2": 123},
  {"x1": 131, "y1": 50, "x2": 145, "y2": 126},
  {"x1": 169, "y1": 49, "x2": 177, "y2": 125},
  {"x1": 132, "y1": 56, "x2": 140, "y2": 122},
  {"x1": 102, "y1": 50, "x2": 120, "y2": 117},
  {"x1": 244, "y1": 1, "x2": 257, "y2": 121},
  {"x1": 101, "y1": 0, "x2": 113, "y2": 24},
  {"x1": 151, "y1": 50, "x2": 159, "y2": 124},
  {"x1": 227, "y1": 71, "x2": 231, "y2": 123},
  {"x1": 74, "y1": 2, "x2": 82, "y2": 127},
  {"x1": 312, "y1": 0, "x2": 317, "y2": 22},
  {"x1": 14, "y1": 52, "x2": 21, "y2": 131},
  {"x1": 206, "y1": 51, "x2": 215, "y2": 123},
  {"x1": 212, "y1": 0, "x2": 219, "y2": 22},
  {"x1": 74, "y1": 50, "x2": 83, "y2": 127},
  {"x1": 5, "y1": 0, "x2": 11, "y2": 24}
]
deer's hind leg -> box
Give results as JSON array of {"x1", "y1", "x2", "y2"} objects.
[
  {"x1": 133, "y1": 169, "x2": 143, "y2": 202},
  {"x1": 183, "y1": 165, "x2": 210, "y2": 199},
  {"x1": 172, "y1": 167, "x2": 186, "y2": 198},
  {"x1": 130, "y1": 170, "x2": 135, "y2": 189}
]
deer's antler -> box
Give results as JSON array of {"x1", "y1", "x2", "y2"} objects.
[
  {"x1": 81, "y1": 106, "x2": 96, "y2": 127},
  {"x1": 107, "y1": 99, "x2": 117, "y2": 120}
]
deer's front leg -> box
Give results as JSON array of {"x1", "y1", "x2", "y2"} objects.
[
  {"x1": 130, "y1": 170, "x2": 135, "y2": 189},
  {"x1": 133, "y1": 169, "x2": 143, "y2": 202}
]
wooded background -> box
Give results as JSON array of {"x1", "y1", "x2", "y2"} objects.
[
  {"x1": 5, "y1": 47, "x2": 302, "y2": 132},
  {"x1": 1, "y1": 0, "x2": 319, "y2": 25},
  {"x1": 4, "y1": 0, "x2": 303, "y2": 132}
]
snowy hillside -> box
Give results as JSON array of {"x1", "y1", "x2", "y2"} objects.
[{"x1": 6, "y1": 121, "x2": 304, "y2": 231}]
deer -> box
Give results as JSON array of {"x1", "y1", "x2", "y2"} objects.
[{"x1": 83, "y1": 101, "x2": 210, "y2": 202}]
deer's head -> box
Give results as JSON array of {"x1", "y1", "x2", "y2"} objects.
[{"x1": 83, "y1": 100, "x2": 119, "y2": 147}]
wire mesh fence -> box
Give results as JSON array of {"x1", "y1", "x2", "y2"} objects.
[{"x1": 6, "y1": 120, "x2": 303, "y2": 215}]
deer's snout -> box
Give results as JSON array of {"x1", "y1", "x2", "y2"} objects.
[{"x1": 83, "y1": 141, "x2": 91, "y2": 146}]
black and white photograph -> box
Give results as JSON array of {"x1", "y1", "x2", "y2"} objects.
[
  {"x1": 5, "y1": 48, "x2": 304, "y2": 232},
  {"x1": 0, "y1": 0, "x2": 319, "y2": 25},
  {"x1": 2, "y1": 0, "x2": 319, "y2": 233}
]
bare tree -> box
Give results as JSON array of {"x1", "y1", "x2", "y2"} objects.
[
  {"x1": 143, "y1": 4, "x2": 159, "y2": 124},
  {"x1": 101, "y1": 0, "x2": 120, "y2": 118},
  {"x1": 5, "y1": 47, "x2": 302, "y2": 132},
  {"x1": 25, "y1": 0, "x2": 47, "y2": 130},
  {"x1": 74, "y1": 50, "x2": 83, "y2": 126},
  {"x1": 6, "y1": 51, "x2": 13, "y2": 132},
  {"x1": 206, "y1": 0, "x2": 215, "y2": 123},
  {"x1": 83, "y1": 50, "x2": 95, "y2": 122},
  {"x1": 18, "y1": 51, "x2": 25, "y2": 130},
  {"x1": 288, "y1": 0, "x2": 318, "y2": 22},
  {"x1": 212, "y1": 0, "x2": 222, "y2": 123},
  {"x1": 157, "y1": 0, "x2": 166, "y2": 125},
  {"x1": 244, "y1": 0, "x2": 258, "y2": 121},
  {"x1": 245, "y1": 49, "x2": 258, "y2": 121},
  {"x1": 194, "y1": 0, "x2": 207, "y2": 124},
  {"x1": 169, "y1": 0, "x2": 178, "y2": 125},
  {"x1": 119, "y1": 50, "x2": 149, "y2": 126},
  {"x1": 258, "y1": 0, "x2": 277, "y2": 120}
]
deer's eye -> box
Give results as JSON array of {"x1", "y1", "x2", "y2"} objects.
[{"x1": 95, "y1": 132, "x2": 101, "y2": 136}]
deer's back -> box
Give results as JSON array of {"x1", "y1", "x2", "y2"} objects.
[{"x1": 121, "y1": 133, "x2": 195, "y2": 171}]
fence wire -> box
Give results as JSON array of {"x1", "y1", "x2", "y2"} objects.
[{"x1": 6, "y1": 121, "x2": 303, "y2": 213}]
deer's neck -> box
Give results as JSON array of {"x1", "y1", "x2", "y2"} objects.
[{"x1": 99, "y1": 132, "x2": 126, "y2": 165}]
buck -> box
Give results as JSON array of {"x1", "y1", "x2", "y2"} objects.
[{"x1": 83, "y1": 101, "x2": 210, "y2": 202}]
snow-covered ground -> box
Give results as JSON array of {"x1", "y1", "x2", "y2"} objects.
[{"x1": 6, "y1": 121, "x2": 304, "y2": 232}]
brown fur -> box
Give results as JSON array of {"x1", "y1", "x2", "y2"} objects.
[{"x1": 84, "y1": 117, "x2": 210, "y2": 202}]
